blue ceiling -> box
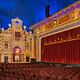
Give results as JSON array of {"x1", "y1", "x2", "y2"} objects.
[{"x1": 0, "y1": 0, "x2": 77, "y2": 31}]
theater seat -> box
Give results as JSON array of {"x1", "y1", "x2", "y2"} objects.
[{"x1": 0, "y1": 63, "x2": 79, "y2": 80}]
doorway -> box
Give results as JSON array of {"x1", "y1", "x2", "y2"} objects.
[
  {"x1": 4, "y1": 56, "x2": 8, "y2": 63},
  {"x1": 26, "y1": 57, "x2": 29, "y2": 62}
]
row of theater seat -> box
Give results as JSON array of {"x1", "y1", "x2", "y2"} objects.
[{"x1": 0, "y1": 63, "x2": 80, "y2": 80}]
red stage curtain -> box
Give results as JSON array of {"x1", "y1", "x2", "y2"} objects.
[{"x1": 41, "y1": 27, "x2": 80, "y2": 64}]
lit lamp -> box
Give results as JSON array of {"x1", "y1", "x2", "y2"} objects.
[
  {"x1": 8, "y1": 24, "x2": 11, "y2": 28},
  {"x1": 1, "y1": 27, "x2": 4, "y2": 31},
  {"x1": 23, "y1": 25, "x2": 26, "y2": 30},
  {"x1": 16, "y1": 48, "x2": 20, "y2": 53}
]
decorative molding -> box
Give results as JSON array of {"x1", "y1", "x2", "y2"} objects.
[
  {"x1": 44, "y1": 34, "x2": 80, "y2": 46},
  {"x1": 30, "y1": 1, "x2": 80, "y2": 29},
  {"x1": 40, "y1": 19, "x2": 80, "y2": 38},
  {"x1": 67, "y1": 33, "x2": 72, "y2": 40}
]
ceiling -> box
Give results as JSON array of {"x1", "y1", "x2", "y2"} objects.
[{"x1": 0, "y1": 0, "x2": 77, "y2": 31}]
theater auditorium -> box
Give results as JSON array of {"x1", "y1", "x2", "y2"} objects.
[{"x1": 0, "y1": 0, "x2": 80, "y2": 80}]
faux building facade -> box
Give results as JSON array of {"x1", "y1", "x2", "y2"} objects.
[{"x1": 0, "y1": 18, "x2": 33, "y2": 63}]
